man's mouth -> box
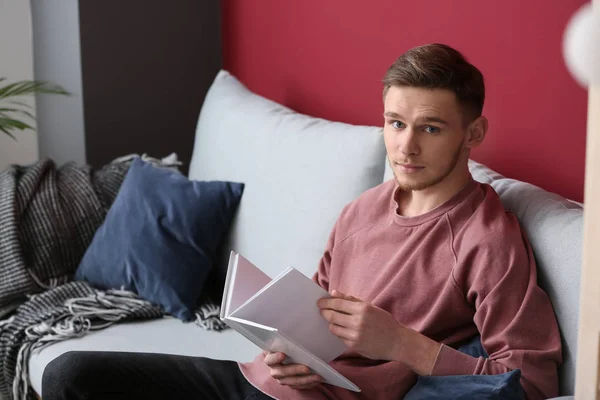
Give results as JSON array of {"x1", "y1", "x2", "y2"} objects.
[{"x1": 396, "y1": 163, "x2": 424, "y2": 173}]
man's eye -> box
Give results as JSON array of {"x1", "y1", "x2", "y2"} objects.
[
  {"x1": 391, "y1": 121, "x2": 404, "y2": 129},
  {"x1": 424, "y1": 126, "x2": 440, "y2": 134}
]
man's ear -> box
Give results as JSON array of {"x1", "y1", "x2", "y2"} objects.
[{"x1": 465, "y1": 116, "x2": 488, "y2": 149}]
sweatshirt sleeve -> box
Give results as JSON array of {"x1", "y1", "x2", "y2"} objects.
[{"x1": 431, "y1": 213, "x2": 562, "y2": 400}]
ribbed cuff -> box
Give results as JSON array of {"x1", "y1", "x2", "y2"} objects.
[{"x1": 430, "y1": 344, "x2": 480, "y2": 376}]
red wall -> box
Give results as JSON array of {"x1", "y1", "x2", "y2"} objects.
[{"x1": 222, "y1": 0, "x2": 588, "y2": 202}]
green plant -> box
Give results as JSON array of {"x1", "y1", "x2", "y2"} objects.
[{"x1": 0, "y1": 78, "x2": 69, "y2": 139}]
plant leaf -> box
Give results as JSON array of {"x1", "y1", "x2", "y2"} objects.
[
  {"x1": 0, "y1": 78, "x2": 68, "y2": 139},
  {"x1": 0, "y1": 126, "x2": 16, "y2": 140},
  {"x1": 0, "y1": 107, "x2": 36, "y2": 120},
  {"x1": 7, "y1": 100, "x2": 33, "y2": 110},
  {"x1": 0, "y1": 79, "x2": 70, "y2": 99},
  {"x1": 0, "y1": 117, "x2": 34, "y2": 131},
  {"x1": 18, "y1": 109, "x2": 35, "y2": 120},
  {"x1": 0, "y1": 81, "x2": 33, "y2": 98}
]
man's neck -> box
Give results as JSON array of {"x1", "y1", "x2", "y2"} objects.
[{"x1": 396, "y1": 168, "x2": 471, "y2": 218}]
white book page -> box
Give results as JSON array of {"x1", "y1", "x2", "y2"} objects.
[
  {"x1": 224, "y1": 317, "x2": 360, "y2": 392},
  {"x1": 231, "y1": 268, "x2": 348, "y2": 363},
  {"x1": 221, "y1": 317, "x2": 270, "y2": 354},
  {"x1": 229, "y1": 266, "x2": 293, "y2": 317},
  {"x1": 228, "y1": 316, "x2": 275, "y2": 330},
  {"x1": 221, "y1": 251, "x2": 238, "y2": 317},
  {"x1": 223, "y1": 252, "x2": 273, "y2": 317}
]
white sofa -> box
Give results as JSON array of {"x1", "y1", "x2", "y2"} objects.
[{"x1": 30, "y1": 71, "x2": 583, "y2": 399}]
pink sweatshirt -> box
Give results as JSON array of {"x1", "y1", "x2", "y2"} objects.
[{"x1": 240, "y1": 177, "x2": 562, "y2": 400}]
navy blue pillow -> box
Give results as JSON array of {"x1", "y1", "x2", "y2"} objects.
[
  {"x1": 75, "y1": 158, "x2": 244, "y2": 321},
  {"x1": 404, "y1": 336, "x2": 525, "y2": 400}
]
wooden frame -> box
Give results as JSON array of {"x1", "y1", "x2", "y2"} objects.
[{"x1": 575, "y1": 2, "x2": 600, "y2": 393}]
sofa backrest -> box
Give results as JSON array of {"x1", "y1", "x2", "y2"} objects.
[
  {"x1": 385, "y1": 159, "x2": 583, "y2": 396},
  {"x1": 189, "y1": 71, "x2": 386, "y2": 298},
  {"x1": 468, "y1": 160, "x2": 583, "y2": 396}
]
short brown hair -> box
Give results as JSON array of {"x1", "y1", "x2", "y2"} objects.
[{"x1": 383, "y1": 43, "x2": 485, "y2": 122}]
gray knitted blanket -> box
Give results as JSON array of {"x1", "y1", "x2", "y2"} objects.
[
  {"x1": 0, "y1": 157, "x2": 227, "y2": 400},
  {"x1": 0, "y1": 158, "x2": 126, "y2": 319}
]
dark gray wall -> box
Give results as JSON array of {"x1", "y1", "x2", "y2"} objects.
[
  {"x1": 79, "y1": 0, "x2": 222, "y2": 174},
  {"x1": 33, "y1": 0, "x2": 222, "y2": 172}
]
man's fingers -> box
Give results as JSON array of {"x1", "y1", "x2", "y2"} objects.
[
  {"x1": 320, "y1": 308, "x2": 354, "y2": 328},
  {"x1": 331, "y1": 290, "x2": 360, "y2": 301},
  {"x1": 269, "y1": 363, "x2": 312, "y2": 379},
  {"x1": 328, "y1": 322, "x2": 358, "y2": 342},
  {"x1": 264, "y1": 352, "x2": 287, "y2": 366},
  {"x1": 318, "y1": 297, "x2": 362, "y2": 314},
  {"x1": 263, "y1": 352, "x2": 323, "y2": 389},
  {"x1": 289, "y1": 382, "x2": 321, "y2": 390},
  {"x1": 276, "y1": 373, "x2": 322, "y2": 386}
]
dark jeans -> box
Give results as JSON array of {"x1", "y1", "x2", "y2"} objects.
[{"x1": 42, "y1": 351, "x2": 274, "y2": 400}]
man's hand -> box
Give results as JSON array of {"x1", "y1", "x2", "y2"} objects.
[
  {"x1": 263, "y1": 352, "x2": 323, "y2": 389},
  {"x1": 317, "y1": 290, "x2": 403, "y2": 361},
  {"x1": 318, "y1": 290, "x2": 441, "y2": 375}
]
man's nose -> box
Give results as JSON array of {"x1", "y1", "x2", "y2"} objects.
[{"x1": 399, "y1": 128, "x2": 419, "y2": 156}]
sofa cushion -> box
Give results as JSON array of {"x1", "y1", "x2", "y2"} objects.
[
  {"x1": 469, "y1": 160, "x2": 582, "y2": 396},
  {"x1": 75, "y1": 158, "x2": 245, "y2": 321},
  {"x1": 383, "y1": 156, "x2": 393, "y2": 182},
  {"x1": 30, "y1": 317, "x2": 260, "y2": 396},
  {"x1": 189, "y1": 70, "x2": 386, "y2": 297}
]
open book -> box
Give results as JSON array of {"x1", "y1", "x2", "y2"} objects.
[{"x1": 220, "y1": 251, "x2": 360, "y2": 392}]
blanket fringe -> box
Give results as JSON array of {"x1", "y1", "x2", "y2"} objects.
[
  {"x1": 0, "y1": 317, "x2": 14, "y2": 329},
  {"x1": 12, "y1": 288, "x2": 161, "y2": 400},
  {"x1": 27, "y1": 269, "x2": 69, "y2": 291},
  {"x1": 195, "y1": 303, "x2": 227, "y2": 332}
]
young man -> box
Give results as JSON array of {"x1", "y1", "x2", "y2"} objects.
[{"x1": 42, "y1": 44, "x2": 562, "y2": 400}]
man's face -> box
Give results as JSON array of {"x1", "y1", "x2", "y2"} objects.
[{"x1": 383, "y1": 86, "x2": 470, "y2": 192}]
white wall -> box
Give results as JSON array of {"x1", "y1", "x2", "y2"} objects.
[
  {"x1": 0, "y1": 0, "x2": 38, "y2": 170},
  {"x1": 31, "y1": 0, "x2": 86, "y2": 166}
]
